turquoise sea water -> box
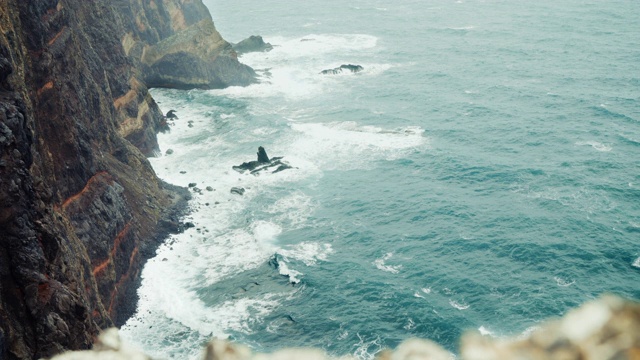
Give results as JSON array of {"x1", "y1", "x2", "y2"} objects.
[{"x1": 121, "y1": 1, "x2": 640, "y2": 358}]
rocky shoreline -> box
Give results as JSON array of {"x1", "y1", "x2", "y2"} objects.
[{"x1": 0, "y1": 0, "x2": 250, "y2": 358}]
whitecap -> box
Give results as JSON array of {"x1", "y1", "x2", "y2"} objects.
[
  {"x1": 373, "y1": 252, "x2": 402, "y2": 274},
  {"x1": 449, "y1": 299, "x2": 470, "y2": 310},
  {"x1": 278, "y1": 242, "x2": 334, "y2": 266},
  {"x1": 413, "y1": 292, "x2": 425, "y2": 299},
  {"x1": 575, "y1": 140, "x2": 612, "y2": 152},
  {"x1": 422, "y1": 287, "x2": 432, "y2": 294},
  {"x1": 404, "y1": 318, "x2": 416, "y2": 331},
  {"x1": 554, "y1": 276, "x2": 576, "y2": 287},
  {"x1": 277, "y1": 259, "x2": 303, "y2": 284},
  {"x1": 288, "y1": 121, "x2": 427, "y2": 170},
  {"x1": 632, "y1": 257, "x2": 640, "y2": 268},
  {"x1": 478, "y1": 326, "x2": 494, "y2": 336}
]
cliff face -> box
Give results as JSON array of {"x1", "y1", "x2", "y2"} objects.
[
  {"x1": 0, "y1": 0, "x2": 247, "y2": 358},
  {"x1": 117, "y1": 0, "x2": 256, "y2": 89}
]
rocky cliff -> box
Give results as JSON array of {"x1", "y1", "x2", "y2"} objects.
[
  {"x1": 117, "y1": 0, "x2": 256, "y2": 89},
  {"x1": 0, "y1": 1, "x2": 251, "y2": 359}
]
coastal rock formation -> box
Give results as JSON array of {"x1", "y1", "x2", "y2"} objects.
[
  {"x1": 233, "y1": 146, "x2": 293, "y2": 174},
  {"x1": 119, "y1": 0, "x2": 257, "y2": 89},
  {"x1": 320, "y1": 64, "x2": 364, "y2": 75},
  {"x1": 233, "y1": 35, "x2": 274, "y2": 55},
  {"x1": 50, "y1": 296, "x2": 640, "y2": 360},
  {"x1": 0, "y1": 0, "x2": 236, "y2": 358}
]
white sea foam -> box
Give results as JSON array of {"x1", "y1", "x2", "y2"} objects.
[
  {"x1": 632, "y1": 257, "x2": 640, "y2": 268},
  {"x1": 575, "y1": 140, "x2": 612, "y2": 152},
  {"x1": 449, "y1": 299, "x2": 470, "y2": 310},
  {"x1": 422, "y1": 287, "x2": 432, "y2": 294},
  {"x1": 373, "y1": 252, "x2": 402, "y2": 274},
  {"x1": 287, "y1": 122, "x2": 427, "y2": 170},
  {"x1": 352, "y1": 333, "x2": 383, "y2": 360},
  {"x1": 277, "y1": 259, "x2": 303, "y2": 284},
  {"x1": 554, "y1": 276, "x2": 576, "y2": 287},
  {"x1": 478, "y1": 326, "x2": 494, "y2": 336},
  {"x1": 518, "y1": 326, "x2": 542, "y2": 340},
  {"x1": 404, "y1": 318, "x2": 416, "y2": 330},
  {"x1": 278, "y1": 242, "x2": 333, "y2": 266},
  {"x1": 266, "y1": 191, "x2": 314, "y2": 228}
]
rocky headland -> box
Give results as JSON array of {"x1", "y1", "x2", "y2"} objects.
[{"x1": 0, "y1": 0, "x2": 254, "y2": 358}]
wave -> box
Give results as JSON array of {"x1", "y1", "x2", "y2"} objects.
[
  {"x1": 449, "y1": 299, "x2": 470, "y2": 310},
  {"x1": 478, "y1": 326, "x2": 495, "y2": 337},
  {"x1": 554, "y1": 276, "x2": 575, "y2": 287},
  {"x1": 575, "y1": 140, "x2": 612, "y2": 152},
  {"x1": 288, "y1": 121, "x2": 427, "y2": 170},
  {"x1": 633, "y1": 257, "x2": 640, "y2": 269},
  {"x1": 373, "y1": 252, "x2": 402, "y2": 274}
]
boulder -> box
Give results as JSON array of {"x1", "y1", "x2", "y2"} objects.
[
  {"x1": 233, "y1": 35, "x2": 273, "y2": 54},
  {"x1": 320, "y1": 64, "x2": 364, "y2": 75}
]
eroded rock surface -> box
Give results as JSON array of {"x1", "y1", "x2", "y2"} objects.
[
  {"x1": 120, "y1": 0, "x2": 256, "y2": 89},
  {"x1": 0, "y1": 1, "x2": 193, "y2": 358},
  {"x1": 233, "y1": 35, "x2": 274, "y2": 55}
]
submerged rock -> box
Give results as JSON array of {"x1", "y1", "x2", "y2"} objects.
[
  {"x1": 233, "y1": 35, "x2": 274, "y2": 54},
  {"x1": 320, "y1": 64, "x2": 364, "y2": 75},
  {"x1": 233, "y1": 146, "x2": 294, "y2": 175},
  {"x1": 230, "y1": 187, "x2": 245, "y2": 196}
]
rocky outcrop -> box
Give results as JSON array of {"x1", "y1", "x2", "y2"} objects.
[
  {"x1": 320, "y1": 64, "x2": 364, "y2": 75},
  {"x1": 233, "y1": 35, "x2": 273, "y2": 55},
  {"x1": 118, "y1": 0, "x2": 256, "y2": 89},
  {"x1": 50, "y1": 296, "x2": 640, "y2": 360},
  {"x1": 0, "y1": 0, "x2": 198, "y2": 359},
  {"x1": 232, "y1": 146, "x2": 293, "y2": 174}
]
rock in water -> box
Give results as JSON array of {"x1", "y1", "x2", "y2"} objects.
[
  {"x1": 257, "y1": 146, "x2": 270, "y2": 163},
  {"x1": 233, "y1": 147, "x2": 294, "y2": 174},
  {"x1": 230, "y1": 187, "x2": 245, "y2": 196},
  {"x1": 233, "y1": 35, "x2": 274, "y2": 54},
  {"x1": 166, "y1": 110, "x2": 178, "y2": 119},
  {"x1": 320, "y1": 64, "x2": 364, "y2": 75}
]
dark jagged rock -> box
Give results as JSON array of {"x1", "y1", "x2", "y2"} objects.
[
  {"x1": 166, "y1": 110, "x2": 178, "y2": 119},
  {"x1": 257, "y1": 146, "x2": 270, "y2": 163},
  {"x1": 233, "y1": 147, "x2": 294, "y2": 175},
  {"x1": 230, "y1": 187, "x2": 246, "y2": 196},
  {"x1": 320, "y1": 64, "x2": 364, "y2": 75},
  {"x1": 233, "y1": 35, "x2": 274, "y2": 54}
]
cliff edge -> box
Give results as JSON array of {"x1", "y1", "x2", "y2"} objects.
[
  {"x1": 0, "y1": 0, "x2": 248, "y2": 358},
  {"x1": 118, "y1": 0, "x2": 256, "y2": 89}
]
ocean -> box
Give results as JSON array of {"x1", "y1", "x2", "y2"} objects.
[{"x1": 119, "y1": 0, "x2": 640, "y2": 358}]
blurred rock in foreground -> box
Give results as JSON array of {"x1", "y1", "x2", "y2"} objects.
[{"x1": 51, "y1": 296, "x2": 640, "y2": 360}]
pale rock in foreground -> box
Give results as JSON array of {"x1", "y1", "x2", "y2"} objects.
[{"x1": 51, "y1": 296, "x2": 640, "y2": 360}]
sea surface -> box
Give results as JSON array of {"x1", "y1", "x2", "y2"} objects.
[{"x1": 120, "y1": 0, "x2": 640, "y2": 358}]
